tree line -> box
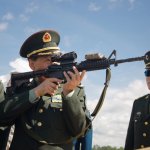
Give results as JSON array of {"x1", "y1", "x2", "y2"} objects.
[{"x1": 92, "y1": 145, "x2": 124, "y2": 150}]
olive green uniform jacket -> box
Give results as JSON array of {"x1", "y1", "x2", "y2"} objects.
[
  {"x1": 124, "y1": 94, "x2": 150, "y2": 150},
  {"x1": 0, "y1": 79, "x2": 88, "y2": 150},
  {"x1": 0, "y1": 81, "x2": 11, "y2": 150}
]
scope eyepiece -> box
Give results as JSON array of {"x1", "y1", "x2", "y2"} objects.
[{"x1": 51, "y1": 51, "x2": 77, "y2": 62}]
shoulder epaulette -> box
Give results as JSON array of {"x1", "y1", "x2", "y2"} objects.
[{"x1": 135, "y1": 94, "x2": 149, "y2": 101}]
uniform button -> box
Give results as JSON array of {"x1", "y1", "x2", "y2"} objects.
[
  {"x1": 37, "y1": 122, "x2": 42, "y2": 127},
  {"x1": 141, "y1": 145, "x2": 144, "y2": 148},
  {"x1": 144, "y1": 121, "x2": 149, "y2": 125},
  {"x1": 39, "y1": 109, "x2": 44, "y2": 113},
  {"x1": 143, "y1": 133, "x2": 147, "y2": 137}
]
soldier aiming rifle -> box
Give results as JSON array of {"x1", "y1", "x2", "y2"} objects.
[{"x1": 0, "y1": 29, "x2": 148, "y2": 150}]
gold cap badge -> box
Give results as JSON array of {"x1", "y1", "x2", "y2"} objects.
[{"x1": 42, "y1": 32, "x2": 51, "y2": 43}]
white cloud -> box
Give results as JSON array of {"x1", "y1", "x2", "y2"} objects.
[
  {"x1": 108, "y1": 0, "x2": 123, "y2": 9},
  {"x1": 9, "y1": 58, "x2": 31, "y2": 73},
  {"x1": 63, "y1": 36, "x2": 72, "y2": 47},
  {"x1": 108, "y1": 0, "x2": 137, "y2": 10},
  {"x1": 25, "y1": 2, "x2": 39, "y2": 14},
  {"x1": 88, "y1": 2, "x2": 101, "y2": 12},
  {"x1": 128, "y1": 0, "x2": 136, "y2": 4},
  {"x1": 55, "y1": 0, "x2": 73, "y2": 2},
  {"x1": 19, "y1": 2, "x2": 39, "y2": 22},
  {"x1": 0, "y1": 22, "x2": 8, "y2": 32},
  {"x1": 19, "y1": 14, "x2": 29, "y2": 22},
  {"x1": 85, "y1": 79, "x2": 149, "y2": 147},
  {"x1": 0, "y1": 74, "x2": 11, "y2": 88},
  {"x1": 128, "y1": 0, "x2": 137, "y2": 10},
  {"x1": 2, "y1": 12, "x2": 14, "y2": 21},
  {"x1": 0, "y1": 58, "x2": 30, "y2": 88},
  {"x1": 109, "y1": 0, "x2": 122, "y2": 2}
]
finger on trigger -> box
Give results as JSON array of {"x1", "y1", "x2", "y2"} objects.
[{"x1": 63, "y1": 71, "x2": 71, "y2": 81}]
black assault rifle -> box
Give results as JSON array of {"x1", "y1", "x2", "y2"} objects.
[{"x1": 7, "y1": 50, "x2": 145, "y2": 96}]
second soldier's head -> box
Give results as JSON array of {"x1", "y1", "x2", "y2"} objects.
[{"x1": 144, "y1": 51, "x2": 150, "y2": 90}]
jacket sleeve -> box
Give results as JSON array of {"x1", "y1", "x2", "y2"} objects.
[
  {"x1": 0, "y1": 90, "x2": 38, "y2": 126},
  {"x1": 124, "y1": 101, "x2": 135, "y2": 150},
  {"x1": 62, "y1": 86, "x2": 87, "y2": 137}
]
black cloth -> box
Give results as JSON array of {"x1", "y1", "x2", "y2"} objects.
[
  {"x1": 0, "y1": 80, "x2": 87, "y2": 150},
  {"x1": 0, "y1": 127, "x2": 10, "y2": 150},
  {"x1": 125, "y1": 94, "x2": 150, "y2": 150}
]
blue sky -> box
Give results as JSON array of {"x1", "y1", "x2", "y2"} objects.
[{"x1": 0, "y1": 0, "x2": 150, "y2": 147}]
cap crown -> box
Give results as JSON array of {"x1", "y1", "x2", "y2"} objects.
[{"x1": 20, "y1": 30, "x2": 60, "y2": 58}]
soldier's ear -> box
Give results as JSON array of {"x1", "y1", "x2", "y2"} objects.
[{"x1": 28, "y1": 59, "x2": 35, "y2": 70}]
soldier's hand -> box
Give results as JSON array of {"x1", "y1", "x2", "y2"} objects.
[
  {"x1": 63, "y1": 66, "x2": 86, "y2": 96},
  {"x1": 33, "y1": 78, "x2": 62, "y2": 97}
]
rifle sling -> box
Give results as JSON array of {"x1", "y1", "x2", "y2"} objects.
[
  {"x1": 91, "y1": 67, "x2": 111, "y2": 117},
  {"x1": 75, "y1": 67, "x2": 111, "y2": 139}
]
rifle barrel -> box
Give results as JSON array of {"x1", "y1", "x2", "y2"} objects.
[
  {"x1": 77, "y1": 55, "x2": 145, "y2": 72},
  {"x1": 114, "y1": 56, "x2": 145, "y2": 65},
  {"x1": 11, "y1": 55, "x2": 145, "y2": 81}
]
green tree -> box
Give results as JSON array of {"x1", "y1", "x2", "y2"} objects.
[{"x1": 92, "y1": 145, "x2": 124, "y2": 150}]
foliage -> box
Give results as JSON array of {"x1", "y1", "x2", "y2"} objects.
[{"x1": 92, "y1": 145, "x2": 124, "y2": 150}]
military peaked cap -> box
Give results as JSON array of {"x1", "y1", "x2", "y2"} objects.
[
  {"x1": 144, "y1": 51, "x2": 150, "y2": 69},
  {"x1": 20, "y1": 30, "x2": 60, "y2": 58}
]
